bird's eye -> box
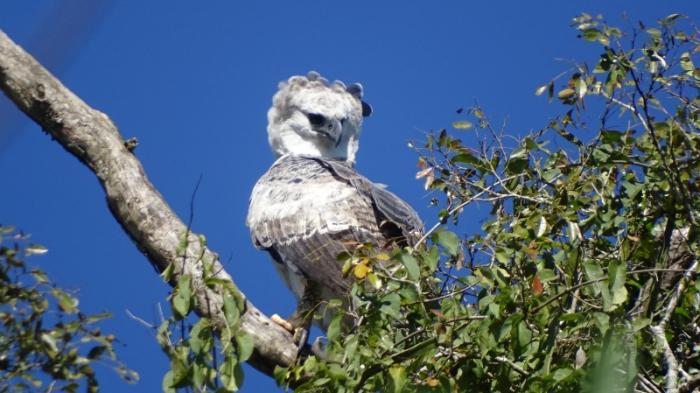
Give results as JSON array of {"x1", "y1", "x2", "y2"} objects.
[
  {"x1": 340, "y1": 117, "x2": 347, "y2": 125},
  {"x1": 307, "y1": 113, "x2": 325, "y2": 126}
]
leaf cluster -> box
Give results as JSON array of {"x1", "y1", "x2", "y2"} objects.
[
  {"x1": 0, "y1": 226, "x2": 137, "y2": 392},
  {"x1": 159, "y1": 234, "x2": 253, "y2": 392},
  {"x1": 279, "y1": 13, "x2": 700, "y2": 393}
]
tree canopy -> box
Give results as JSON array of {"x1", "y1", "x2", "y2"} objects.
[
  {"x1": 276, "y1": 13, "x2": 700, "y2": 393},
  {"x1": 0, "y1": 10, "x2": 698, "y2": 393}
]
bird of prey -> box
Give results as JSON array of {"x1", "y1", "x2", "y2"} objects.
[{"x1": 247, "y1": 72, "x2": 422, "y2": 340}]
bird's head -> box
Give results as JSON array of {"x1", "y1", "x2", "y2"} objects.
[{"x1": 267, "y1": 71, "x2": 372, "y2": 165}]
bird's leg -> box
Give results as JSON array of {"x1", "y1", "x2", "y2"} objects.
[
  {"x1": 287, "y1": 283, "x2": 318, "y2": 349},
  {"x1": 270, "y1": 283, "x2": 319, "y2": 356}
]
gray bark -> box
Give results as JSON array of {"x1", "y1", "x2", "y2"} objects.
[{"x1": 0, "y1": 29, "x2": 297, "y2": 376}]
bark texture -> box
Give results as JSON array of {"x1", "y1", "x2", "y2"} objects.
[{"x1": 0, "y1": 29, "x2": 297, "y2": 375}]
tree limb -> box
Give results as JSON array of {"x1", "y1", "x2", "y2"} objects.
[{"x1": 0, "y1": 29, "x2": 297, "y2": 376}]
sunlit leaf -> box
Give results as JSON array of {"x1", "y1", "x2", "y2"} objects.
[
  {"x1": 388, "y1": 366, "x2": 407, "y2": 393},
  {"x1": 399, "y1": 253, "x2": 420, "y2": 281},
  {"x1": 25, "y1": 244, "x2": 48, "y2": 256},
  {"x1": 536, "y1": 216, "x2": 548, "y2": 238},
  {"x1": 452, "y1": 120, "x2": 473, "y2": 130},
  {"x1": 434, "y1": 230, "x2": 460, "y2": 256},
  {"x1": 236, "y1": 333, "x2": 254, "y2": 363}
]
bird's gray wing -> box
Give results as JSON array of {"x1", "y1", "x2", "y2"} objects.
[
  {"x1": 247, "y1": 155, "x2": 423, "y2": 298},
  {"x1": 311, "y1": 157, "x2": 423, "y2": 245},
  {"x1": 248, "y1": 156, "x2": 385, "y2": 297}
]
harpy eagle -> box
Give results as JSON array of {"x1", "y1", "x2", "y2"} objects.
[{"x1": 247, "y1": 72, "x2": 422, "y2": 339}]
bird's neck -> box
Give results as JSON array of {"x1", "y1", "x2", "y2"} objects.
[{"x1": 270, "y1": 129, "x2": 357, "y2": 165}]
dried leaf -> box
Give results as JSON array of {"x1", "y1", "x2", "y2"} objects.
[
  {"x1": 532, "y1": 276, "x2": 544, "y2": 295},
  {"x1": 415, "y1": 167, "x2": 433, "y2": 179}
]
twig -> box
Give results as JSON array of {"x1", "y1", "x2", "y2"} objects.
[
  {"x1": 415, "y1": 174, "x2": 524, "y2": 248},
  {"x1": 680, "y1": 373, "x2": 700, "y2": 393},
  {"x1": 125, "y1": 309, "x2": 156, "y2": 329},
  {"x1": 531, "y1": 268, "x2": 688, "y2": 314},
  {"x1": 494, "y1": 356, "x2": 527, "y2": 376},
  {"x1": 638, "y1": 373, "x2": 664, "y2": 393},
  {"x1": 650, "y1": 325, "x2": 679, "y2": 393},
  {"x1": 650, "y1": 258, "x2": 698, "y2": 393}
]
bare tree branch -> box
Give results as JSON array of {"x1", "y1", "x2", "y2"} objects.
[{"x1": 0, "y1": 28, "x2": 297, "y2": 376}]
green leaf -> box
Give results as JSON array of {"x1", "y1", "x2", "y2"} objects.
[
  {"x1": 160, "y1": 262, "x2": 175, "y2": 282},
  {"x1": 608, "y1": 261, "x2": 628, "y2": 308},
  {"x1": 583, "y1": 261, "x2": 604, "y2": 281},
  {"x1": 188, "y1": 319, "x2": 211, "y2": 355},
  {"x1": 162, "y1": 370, "x2": 176, "y2": 393},
  {"x1": 680, "y1": 52, "x2": 694, "y2": 73},
  {"x1": 40, "y1": 333, "x2": 58, "y2": 354},
  {"x1": 661, "y1": 13, "x2": 683, "y2": 24},
  {"x1": 646, "y1": 28, "x2": 662, "y2": 40},
  {"x1": 313, "y1": 377, "x2": 330, "y2": 387},
  {"x1": 52, "y1": 288, "x2": 79, "y2": 313},
  {"x1": 632, "y1": 318, "x2": 650, "y2": 332},
  {"x1": 424, "y1": 245, "x2": 440, "y2": 273},
  {"x1": 434, "y1": 230, "x2": 460, "y2": 256},
  {"x1": 593, "y1": 312, "x2": 610, "y2": 335},
  {"x1": 515, "y1": 321, "x2": 532, "y2": 353},
  {"x1": 172, "y1": 275, "x2": 192, "y2": 319},
  {"x1": 510, "y1": 146, "x2": 528, "y2": 160},
  {"x1": 558, "y1": 88, "x2": 575, "y2": 100},
  {"x1": 452, "y1": 120, "x2": 473, "y2": 130},
  {"x1": 219, "y1": 355, "x2": 240, "y2": 392},
  {"x1": 25, "y1": 244, "x2": 48, "y2": 256},
  {"x1": 495, "y1": 249, "x2": 511, "y2": 264},
  {"x1": 399, "y1": 253, "x2": 420, "y2": 281},
  {"x1": 87, "y1": 346, "x2": 107, "y2": 360},
  {"x1": 552, "y1": 367, "x2": 573, "y2": 382},
  {"x1": 326, "y1": 315, "x2": 342, "y2": 342},
  {"x1": 497, "y1": 315, "x2": 517, "y2": 342},
  {"x1": 600, "y1": 129, "x2": 626, "y2": 144},
  {"x1": 222, "y1": 293, "x2": 240, "y2": 328},
  {"x1": 380, "y1": 293, "x2": 401, "y2": 319},
  {"x1": 367, "y1": 272, "x2": 382, "y2": 289},
  {"x1": 582, "y1": 28, "x2": 601, "y2": 42},
  {"x1": 388, "y1": 366, "x2": 407, "y2": 393},
  {"x1": 235, "y1": 332, "x2": 254, "y2": 362},
  {"x1": 31, "y1": 268, "x2": 49, "y2": 283},
  {"x1": 450, "y1": 152, "x2": 479, "y2": 165}
]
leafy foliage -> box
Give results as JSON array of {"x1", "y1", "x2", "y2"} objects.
[
  {"x1": 276, "y1": 13, "x2": 700, "y2": 393},
  {"x1": 159, "y1": 234, "x2": 252, "y2": 392},
  {"x1": 0, "y1": 225, "x2": 137, "y2": 392}
]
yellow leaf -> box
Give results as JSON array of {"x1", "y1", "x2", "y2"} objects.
[
  {"x1": 452, "y1": 120, "x2": 473, "y2": 129},
  {"x1": 374, "y1": 252, "x2": 391, "y2": 261},
  {"x1": 353, "y1": 260, "x2": 371, "y2": 279},
  {"x1": 558, "y1": 88, "x2": 575, "y2": 99}
]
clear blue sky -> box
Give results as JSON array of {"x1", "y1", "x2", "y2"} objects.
[{"x1": 1, "y1": 2, "x2": 697, "y2": 392}]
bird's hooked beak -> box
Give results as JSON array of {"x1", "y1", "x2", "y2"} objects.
[{"x1": 307, "y1": 113, "x2": 344, "y2": 147}]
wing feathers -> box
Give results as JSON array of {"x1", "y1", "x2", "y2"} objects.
[{"x1": 247, "y1": 155, "x2": 422, "y2": 298}]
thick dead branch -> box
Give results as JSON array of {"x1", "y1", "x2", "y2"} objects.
[{"x1": 0, "y1": 29, "x2": 297, "y2": 375}]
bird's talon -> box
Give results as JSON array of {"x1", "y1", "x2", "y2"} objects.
[
  {"x1": 271, "y1": 313, "x2": 294, "y2": 332},
  {"x1": 293, "y1": 327, "x2": 308, "y2": 346},
  {"x1": 292, "y1": 327, "x2": 309, "y2": 357}
]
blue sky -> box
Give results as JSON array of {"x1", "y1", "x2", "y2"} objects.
[{"x1": 1, "y1": 2, "x2": 698, "y2": 392}]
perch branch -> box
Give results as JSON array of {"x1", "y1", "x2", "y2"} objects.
[{"x1": 0, "y1": 29, "x2": 297, "y2": 376}]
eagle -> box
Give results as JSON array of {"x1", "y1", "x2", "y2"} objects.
[{"x1": 247, "y1": 72, "x2": 422, "y2": 342}]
